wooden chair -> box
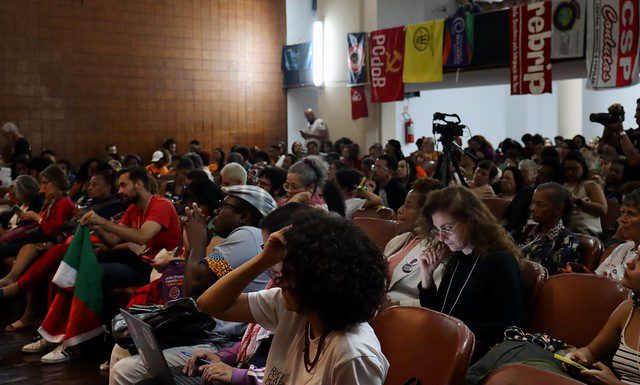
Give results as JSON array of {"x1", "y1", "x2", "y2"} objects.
[
  {"x1": 574, "y1": 234, "x2": 604, "y2": 272},
  {"x1": 353, "y1": 218, "x2": 399, "y2": 252},
  {"x1": 352, "y1": 206, "x2": 394, "y2": 220},
  {"x1": 484, "y1": 364, "x2": 584, "y2": 385},
  {"x1": 482, "y1": 198, "x2": 510, "y2": 220},
  {"x1": 372, "y1": 306, "x2": 475, "y2": 385},
  {"x1": 528, "y1": 273, "x2": 629, "y2": 347}
]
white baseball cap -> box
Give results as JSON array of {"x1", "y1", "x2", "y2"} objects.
[{"x1": 151, "y1": 150, "x2": 164, "y2": 162}]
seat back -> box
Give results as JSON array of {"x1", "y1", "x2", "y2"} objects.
[
  {"x1": 353, "y1": 218, "x2": 399, "y2": 252},
  {"x1": 519, "y1": 259, "x2": 548, "y2": 324},
  {"x1": 372, "y1": 306, "x2": 475, "y2": 385},
  {"x1": 482, "y1": 198, "x2": 510, "y2": 220},
  {"x1": 601, "y1": 199, "x2": 621, "y2": 235},
  {"x1": 574, "y1": 234, "x2": 604, "y2": 271},
  {"x1": 528, "y1": 273, "x2": 629, "y2": 347},
  {"x1": 352, "y1": 206, "x2": 394, "y2": 220},
  {"x1": 484, "y1": 364, "x2": 584, "y2": 385}
]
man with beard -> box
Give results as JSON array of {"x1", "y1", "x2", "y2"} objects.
[{"x1": 80, "y1": 167, "x2": 182, "y2": 288}]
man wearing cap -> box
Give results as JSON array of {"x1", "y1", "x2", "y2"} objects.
[
  {"x1": 109, "y1": 184, "x2": 277, "y2": 385},
  {"x1": 146, "y1": 150, "x2": 169, "y2": 176}
]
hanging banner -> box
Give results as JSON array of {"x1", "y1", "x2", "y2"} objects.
[
  {"x1": 474, "y1": 10, "x2": 510, "y2": 67},
  {"x1": 347, "y1": 32, "x2": 368, "y2": 85},
  {"x1": 510, "y1": 1, "x2": 553, "y2": 95},
  {"x1": 350, "y1": 86, "x2": 369, "y2": 120},
  {"x1": 587, "y1": 0, "x2": 640, "y2": 89},
  {"x1": 443, "y1": 10, "x2": 474, "y2": 67},
  {"x1": 281, "y1": 42, "x2": 313, "y2": 88},
  {"x1": 551, "y1": 0, "x2": 586, "y2": 59},
  {"x1": 370, "y1": 26, "x2": 405, "y2": 103},
  {"x1": 403, "y1": 20, "x2": 444, "y2": 83}
]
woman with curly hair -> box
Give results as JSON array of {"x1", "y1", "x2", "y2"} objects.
[
  {"x1": 468, "y1": 135, "x2": 495, "y2": 161},
  {"x1": 279, "y1": 156, "x2": 329, "y2": 210},
  {"x1": 418, "y1": 186, "x2": 524, "y2": 358},
  {"x1": 195, "y1": 209, "x2": 389, "y2": 384}
]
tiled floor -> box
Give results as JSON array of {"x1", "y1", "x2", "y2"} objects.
[{"x1": 0, "y1": 301, "x2": 110, "y2": 385}]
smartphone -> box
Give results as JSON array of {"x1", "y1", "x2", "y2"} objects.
[
  {"x1": 554, "y1": 353, "x2": 588, "y2": 371},
  {"x1": 11, "y1": 205, "x2": 23, "y2": 216}
]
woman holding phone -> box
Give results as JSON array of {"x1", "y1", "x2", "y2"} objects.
[{"x1": 564, "y1": 253, "x2": 640, "y2": 385}]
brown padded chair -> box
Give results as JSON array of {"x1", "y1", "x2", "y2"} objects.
[
  {"x1": 353, "y1": 218, "x2": 399, "y2": 252},
  {"x1": 372, "y1": 306, "x2": 475, "y2": 385},
  {"x1": 484, "y1": 364, "x2": 583, "y2": 385},
  {"x1": 528, "y1": 273, "x2": 629, "y2": 347},
  {"x1": 482, "y1": 198, "x2": 510, "y2": 220},
  {"x1": 574, "y1": 234, "x2": 604, "y2": 272},
  {"x1": 352, "y1": 206, "x2": 394, "y2": 220},
  {"x1": 519, "y1": 259, "x2": 548, "y2": 324}
]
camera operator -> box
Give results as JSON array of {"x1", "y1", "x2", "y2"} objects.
[{"x1": 604, "y1": 102, "x2": 640, "y2": 168}]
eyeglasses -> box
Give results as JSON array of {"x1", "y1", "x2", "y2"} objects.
[
  {"x1": 434, "y1": 222, "x2": 458, "y2": 239},
  {"x1": 218, "y1": 197, "x2": 245, "y2": 213},
  {"x1": 283, "y1": 183, "x2": 304, "y2": 192},
  {"x1": 258, "y1": 179, "x2": 272, "y2": 189},
  {"x1": 371, "y1": 164, "x2": 389, "y2": 171}
]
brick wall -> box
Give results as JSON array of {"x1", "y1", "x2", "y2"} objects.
[{"x1": 0, "y1": 0, "x2": 286, "y2": 163}]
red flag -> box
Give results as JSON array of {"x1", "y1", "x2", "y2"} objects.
[
  {"x1": 510, "y1": 1, "x2": 552, "y2": 95},
  {"x1": 350, "y1": 86, "x2": 369, "y2": 120},
  {"x1": 370, "y1": 26, "x2": 405, "y2": 102}
]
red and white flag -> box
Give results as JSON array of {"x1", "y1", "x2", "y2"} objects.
[
  {"x1": 369, "y1": 26, "x2": 405, "y2": 103},
  {"x1": 350, "y1": 86, "x2": 369, "y2": 120},
  {"x1": 510, "y1": 1, "x2": 553, "y2": 95},
  {"x1": 587, "y1": 0, "x2": 640, "y2": 89}
]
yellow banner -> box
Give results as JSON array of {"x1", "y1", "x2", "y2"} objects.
[{"x1": 403, "y1": 20, "x2": 444, "y2": 83}]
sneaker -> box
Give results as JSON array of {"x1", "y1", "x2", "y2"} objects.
[
  {"x1": 41, "y1": 344, "x2": 79, "y2": 364},
  {"x1": 22, "y1": 337, "x2": 56, "y2": 354}
]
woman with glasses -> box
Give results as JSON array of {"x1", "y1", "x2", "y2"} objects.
[
  {"x1": 418, "y1": 186, "x2": 524, "y2": 359},
  {"x1": 278, "y1": 156, "x2": 328, "y2": 211},
  {"x1": 562, "y1": 150, "x2": 607, "y2": 236}
]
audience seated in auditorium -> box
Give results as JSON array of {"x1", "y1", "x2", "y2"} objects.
[
  {"x1": 595, "y1": 189, "x2": 640, "y2": 280},
  {"x1": 511, "y1": 182, "x2": 579, "y2": 274},
  {"x1": 518, "y1": 159, "x2": 538, "y2": 187},
  {"x1": 220, "y1": 162, "x2": 247, "y2": 187},
  {"x1": 470, "y1": 159, "x2": 498, "y2": 199},
  {"x1": 257, "y1": 166, "x2": 287, "y2": 205},
  {"x1": 335, "y1": 169, "x2": 383, "y2": 219},
  {"x1": 563, "y1": 150, "x2": 608, "y2": 236},
  {"x1": 499, "y1": 166, "x2": 525, "y2": 201},
  {"x1": 396, "y1": 158, "x2": 417, "y2": 193},
  {"x1": 1, "y1": 122, "x2": 32, "y2": 162},
  {"x1": 373, "y1": 154, "x2": 407, "y2": 212},
  {"x1": 146, "y1": 150, "x2": 170, "y2": 177},
  {"x1": 604, "y1": 159, "x2": 628, "y2": 203},
  {"x1": 383, "y1": 177, "x2": 443, "y2": 308},
  {"x1": 196, "y1": 208, "x2": 389, "y2": 384},
  {"x1": 279, "y1": 156, "x2": 328, "y2": 211},
  {"x1": 418, "y1": 186, "x2": 524, "y2": 358}
]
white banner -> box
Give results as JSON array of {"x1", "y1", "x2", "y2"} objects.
[
  {"x1": 587, "y1": 0, "x2": 640, "y2": 89},
  {"x1": 551, "y1": 0, "x2": 586, "y2": 59}
]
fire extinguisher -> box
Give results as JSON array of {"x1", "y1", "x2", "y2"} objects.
[{"x1": 402, "y1": 112, "x2": 414, "y2": 144}]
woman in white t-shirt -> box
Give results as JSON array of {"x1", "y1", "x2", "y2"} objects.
[
  {"x1": 335, "y1": 169, "x2": 383, "y2": 219},
  {"x1": 193, "y1": 206, "x2": 389, "y2": 385}
]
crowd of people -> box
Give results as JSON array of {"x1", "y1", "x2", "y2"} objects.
[{"x1": 0, "y1": 99, "x2": 639, "y2": 385}]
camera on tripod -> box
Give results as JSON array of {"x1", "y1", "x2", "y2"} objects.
[
  {"x1": 433, "y1": 112, "x2": 466, "y2": 139},
  {"x1": 589, "y1": 110, "x2": 624, "y2": 125}
]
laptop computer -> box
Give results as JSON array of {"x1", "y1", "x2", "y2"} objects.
[{"x1": 120, "y1": 309, "x2": 203, "y2": 385}]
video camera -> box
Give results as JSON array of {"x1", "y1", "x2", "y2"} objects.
[
  {"x1": 589, "y1": 110, "x2": 624, "y2": 125},
  {"x1": 433, "y1": 113, "x2": 466, "y2": 143}
]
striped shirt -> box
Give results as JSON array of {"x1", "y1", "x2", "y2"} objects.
[{"x1": 613, "y1": 308, "x2": 640, "y2": 385}]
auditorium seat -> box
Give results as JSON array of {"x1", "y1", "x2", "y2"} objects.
[
  {"x1": 484, "y1": 364, "x2": 583, "y2": 385},
  {"x1": 519, "y1": 259, "x2": 548, "y2": 324},
  {"x1": 372, "y1": 306, "x2": 474, "y2": 385},
  {"x1": 353, "y1": 218, "x2": 399, "y2": 252},
  {"x1": 482, "y1": 198, "x2": 510, "y2": 220},
  {"x1": 528, "y1": 273, "x2": 629, "y2": 347},
  {"x1": 352, "y1": 206, "x2": 394, "y2": 220},
  {"x1": 574, "y1": 234, "x2": 604, "y2": 271}
]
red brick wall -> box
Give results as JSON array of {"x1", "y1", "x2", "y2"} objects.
[{"x1": 0, "y1": 0, "x2": 286, "y2": 163}]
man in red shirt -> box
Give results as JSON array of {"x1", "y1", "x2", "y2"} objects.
[{"x1": 80, "y1": 167, "x2": 181, "y2": 287}]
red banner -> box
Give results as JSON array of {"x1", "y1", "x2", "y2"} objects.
[
  {"x1": 510, "y1": 1, "x2": 553, "y2": 95},
  {"x1": 370, "y1": 27, "x2": 405, "y2": 102},
  {"x1": 350, "y1": 86, "x2": 369, "y2": 120}
]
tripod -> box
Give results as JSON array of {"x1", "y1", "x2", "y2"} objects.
[{"x1": 433, "y1": 137, "x2": 470, "y2": 187}]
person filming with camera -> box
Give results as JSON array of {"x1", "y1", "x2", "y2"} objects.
[{"x1": 600, "y1": 102, "x2": 640, "y2": 168}]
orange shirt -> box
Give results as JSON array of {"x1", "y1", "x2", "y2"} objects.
[{"x1": 146, "y1": 163, "x2": 169, "y2": 176}]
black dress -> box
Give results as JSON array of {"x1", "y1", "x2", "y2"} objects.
[{"x1": 419, "y1": 250, "x2": 524, "y2": 359}]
